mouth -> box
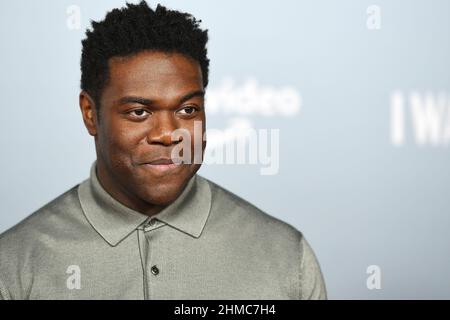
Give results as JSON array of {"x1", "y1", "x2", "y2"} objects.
[{"x1": 140, "y1": 158, "x2": 182, "y2": 174}]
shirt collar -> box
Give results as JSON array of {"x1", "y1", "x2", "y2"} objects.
[{"x1": 78, "y1": 161, "x2": 212, "y2": 247}]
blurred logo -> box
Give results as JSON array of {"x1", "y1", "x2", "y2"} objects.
[{"x1": 390, "y1": 91, "x2": 450, "y2": 146}]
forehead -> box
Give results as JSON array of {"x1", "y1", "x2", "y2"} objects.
[{"x1": 104, "y1": 51, "x2": 203, "y2": 99}]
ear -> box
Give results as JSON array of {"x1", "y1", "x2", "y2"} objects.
[{"x1": 79, "y1": 91, "x2": 98, "y2": 136}]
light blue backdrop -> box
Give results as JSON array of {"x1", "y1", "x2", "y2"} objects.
[{"x1": 1, "y1": 0, "x2": 449, "y2": 299}]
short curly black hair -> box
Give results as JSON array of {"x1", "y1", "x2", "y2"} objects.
[{"x1": 80, "y1": 1, "x2": 209, "y2": 114}]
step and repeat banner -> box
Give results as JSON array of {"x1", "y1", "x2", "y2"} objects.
[{"x1": 0, "y1": 0, "x2": 449, "y2": 299}]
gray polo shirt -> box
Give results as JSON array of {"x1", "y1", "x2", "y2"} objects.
[{"x1": 0, "y1": 161, "x2": 327, "y2": 300}]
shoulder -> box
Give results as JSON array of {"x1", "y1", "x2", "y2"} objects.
[
  {"x1": 0, "y1": 184, "x2": 83, "y2": 299},
  {"x1": 200, "y1": 175, "x2": 303, "y2": 247},
  {"x1": 0, "y1": 184, "x2": 81, "y2": 249},
  {"x1": 200, "y1": 175, "x2": 327, "y2": 299}
]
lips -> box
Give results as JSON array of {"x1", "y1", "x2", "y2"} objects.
[
  {"x1": 147, "y1": 158, "x2": 174, "y2": 165},
  {"x1": 140, "y1": 157, "x2": 182, "y2": 174}
]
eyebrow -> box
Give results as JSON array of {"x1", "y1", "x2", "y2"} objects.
[{"x1": 118, "y1": 90, "x2": 205, "y2": 106}]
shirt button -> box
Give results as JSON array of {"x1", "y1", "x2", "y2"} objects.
[
  {"x1": 148, "y1": 219, "x2": 157, "y2": 226},
  {"x1": 151, "y1": 265, "x2": 159, "y2": 276}
]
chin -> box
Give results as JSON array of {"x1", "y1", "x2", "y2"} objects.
[
  {"x1": 140, "y1": 179, "x2": 187, "y2": 206},
  {"x1": 132, "y1": 163, "x2": 200, "y2": 206}
]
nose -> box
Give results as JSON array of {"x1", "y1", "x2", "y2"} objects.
[{"x1": 146, "y1": 111, "x2": 180, "y2": 146}]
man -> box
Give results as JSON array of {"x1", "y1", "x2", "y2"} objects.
[{"x1": 0, "y1": 1, "x2": 327, "y2": 299}]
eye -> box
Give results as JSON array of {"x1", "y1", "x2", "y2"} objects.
[
  {"x1": 177, "y1": 106, "x2": 198, "y2": 116},
  {"x1": 128, "y1": 109, "x2": 151, "y2": 119}
]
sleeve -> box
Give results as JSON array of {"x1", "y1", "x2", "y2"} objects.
[{"x1": 299, "y1": 235, "x2": 327, "y2": 300}]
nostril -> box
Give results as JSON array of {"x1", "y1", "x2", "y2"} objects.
[
  {"x1": 146, "y1": 129, "x2": 177, "y2": 145},
  {"x1": 161, "y1": 135, "x2": 172, "y2": 146}
]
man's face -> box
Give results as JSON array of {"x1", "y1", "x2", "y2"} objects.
[{"x1": 82, "y1": 51, "x2": 206, "y2": 211}]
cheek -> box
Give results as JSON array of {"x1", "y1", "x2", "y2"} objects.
[
  {"x1": 179, "y1": 126, "x2": 205, "y2": 163},
  {"x1": 99, "y1": 120, "x2": 145, "y2": 165},
  {"x1": 183, "y1": 118, "x2": 205, "y2": 144}
]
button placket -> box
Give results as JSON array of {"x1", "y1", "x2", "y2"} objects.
[
  {"x1": 137, "y1": 228, "x2": 149, "y2": 300},
  {"x1": 142, "y1": 220, "x2": 163, "y2": 299}
]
